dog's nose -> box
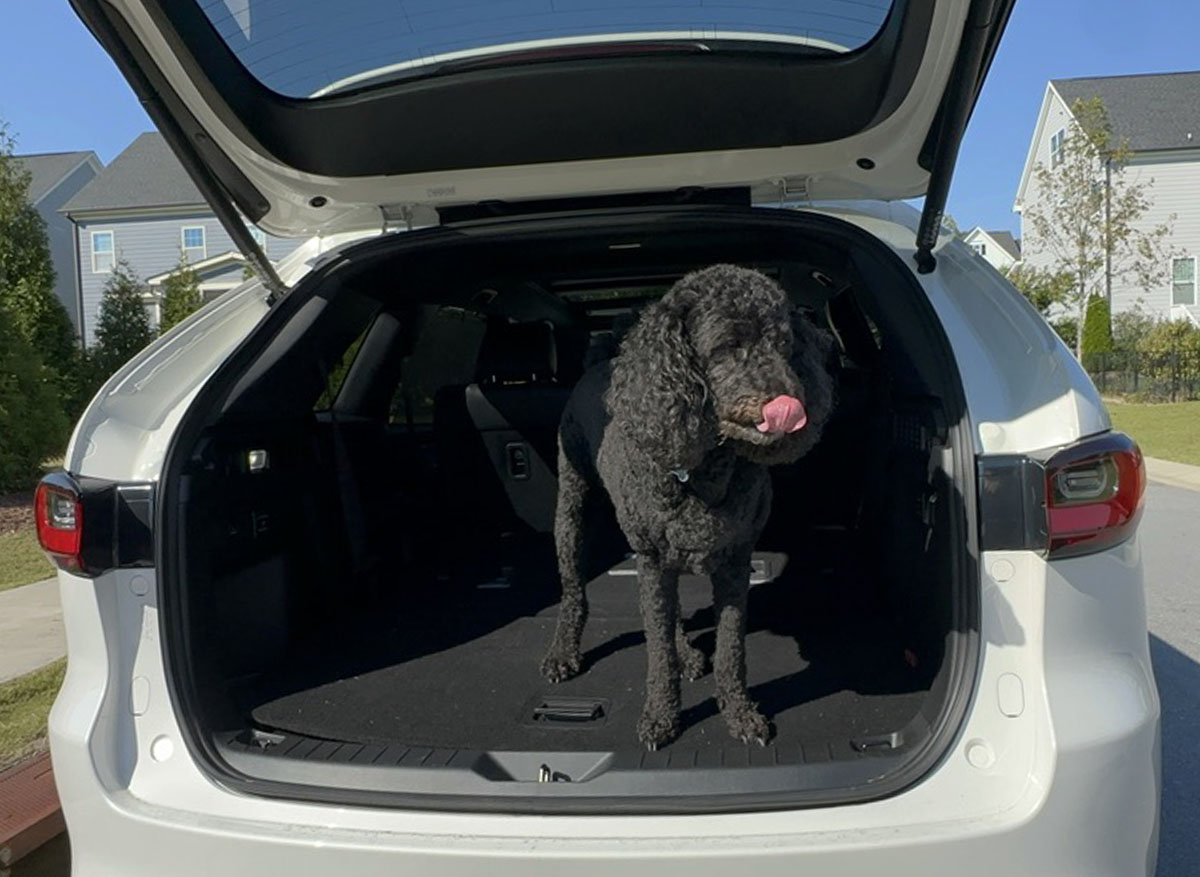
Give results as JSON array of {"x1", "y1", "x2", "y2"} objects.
[{"x1": 757, "y1": 395, "x2": 807, "y2": 434}]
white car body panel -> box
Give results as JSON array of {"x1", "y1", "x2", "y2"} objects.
[
  {"x1": 50, "y1": 200, "x2": 1155, "y2": 874},
  {"x1": 50, "y1": 541, "x2": 1158, "y2": 875}
]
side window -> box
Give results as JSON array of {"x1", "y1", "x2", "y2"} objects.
[
  {"x1": 1049, "y1": 128, "x2": 1065, "y2": 168},
  {"x1": 91, "y1": 231, "x2": 114, "y2": 273},
  {"x1": 389, "y1": 306, "x2": 486, "y2": 427},
  {"x1": 1172, "y1": 256, "x2": 1197, "y2": 307},
  {"x1": 314, "y1": 329, "x2": 368, "y2": 411},
  {"x1": 182, "y1": 226, "x2": 206, "y2": 261}
]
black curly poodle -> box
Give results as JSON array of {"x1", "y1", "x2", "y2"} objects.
[{"x1": 541, "y1": 264, "x2": 836, "y2": 749}]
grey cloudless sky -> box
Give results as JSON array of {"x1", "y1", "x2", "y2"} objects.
[{"x1": 2, "y1": 1, "x2": 1197, "y2": 236}]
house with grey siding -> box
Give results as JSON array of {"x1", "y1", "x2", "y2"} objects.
[
  {"x1": 1014, "y1": 71, "x2": 1200, "y2": 323},
  {"x1": 14, "y1": 150, "x2": 103, "y2": 339},
  {"x1": 61, "y1": 132, "x2": 302, "y2": 344}
]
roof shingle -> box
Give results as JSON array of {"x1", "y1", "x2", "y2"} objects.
[
  {"x1": 12, "y1": 151, "x2": 99, "y2": 204},
  {"x1": 1052, "y1": 71, "x2": 1200, "y2": 153},
  {"x1": 986, "y1": 229, "x2": 1021, "y2": 261},
  {"x1": 61, "y1": 132, "x2": 205, "y2": 214}
]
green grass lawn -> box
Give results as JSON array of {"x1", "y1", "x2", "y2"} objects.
[
  {"x1": 0, "y1": 525, "x2": 53, "y2": 594},
  {"x1": 0, "y1": 658, "x2": 66, "y2": 771},
  {"x1": 1107, "y1": 400, "x2": 1200, "y2": 467}
]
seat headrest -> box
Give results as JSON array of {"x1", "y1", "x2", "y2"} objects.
[{"x1": 476, "y1": 320, "x2": 558, "y2": 385}]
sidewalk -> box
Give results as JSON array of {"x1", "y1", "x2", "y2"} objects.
[
  {"x1": 0, "y1": 578, "x2": 64, "y2": 685},
  {"x1": 1145, "y1": 457, "x2": 1200, "y2": 492}
]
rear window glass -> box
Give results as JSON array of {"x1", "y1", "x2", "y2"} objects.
[{"x1": 199, "y1": 0, "x2": 894, "y2": 98}]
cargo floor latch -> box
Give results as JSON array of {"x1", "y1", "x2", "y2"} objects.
[{"x1": 538, "y1": 764, "x2": 571, "y2": 783}]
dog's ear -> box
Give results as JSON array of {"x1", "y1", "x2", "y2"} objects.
[{"x1": 607, "y1": 293, "x2": 718, "y2": 471}]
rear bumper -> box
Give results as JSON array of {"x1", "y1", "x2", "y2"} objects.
[{"x1": 50, "y1": 544, "x2": 1160, "y2": 876}]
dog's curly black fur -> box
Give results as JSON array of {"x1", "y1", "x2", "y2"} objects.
[{"x1": 541, "y1": 264, "x2": 836, "y2": 749}]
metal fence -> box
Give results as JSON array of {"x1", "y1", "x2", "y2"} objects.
[{"x1": 1083, "y1": 350, "x2": 1200, "y2": 402}]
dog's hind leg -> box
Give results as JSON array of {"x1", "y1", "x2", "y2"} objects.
[
  {"x1": 637, "y1": 555, "x2": 683, "y2": 749},
  {"x1": 712, "y1": 548, "x2": 771, "y2": 745},
  {"x1": 541, "y1": 442, "x2": 591, "y2": 683}
]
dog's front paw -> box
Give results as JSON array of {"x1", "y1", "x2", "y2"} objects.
[
  {"x1": 540, "y1": 648, "x2": 583, "y2": 683},
  {"x1": 678, "y1": 640, "x2": 708, "y2": 681},
  {"x1": 637, "y1": 708, "x2": 681, "y2": 751},
  {"x1": 723, "y1": 702, "x2": 772, "y2": 747}
]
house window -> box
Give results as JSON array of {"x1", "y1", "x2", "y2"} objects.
[
  {"x1": 1172, "y1": 257, "x2": 1197, "y2": 306},
  {"x1": 971, "y1": 242, "x2": 987, "y2": 256},
  {"x1": 1050, "y1": 128, "x2": 1065, "y2": 168},
  {"x1": 91, "y1": 231, "x2": 114, "y2": 273},
  {"x1": 182, "y1": 226, "x2": 206, "y2": 261}
]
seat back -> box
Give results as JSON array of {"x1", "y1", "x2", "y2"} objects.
[{"x1": 435, "y1": 321, "x2": 570, "y2": 542}]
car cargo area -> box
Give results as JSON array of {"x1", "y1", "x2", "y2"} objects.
[{"x1": 163, "y1": 208, "x2": 975, "y2": 809}]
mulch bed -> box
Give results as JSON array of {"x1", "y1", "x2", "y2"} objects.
[{"x1": 0, "y1": 492, "x2": 35, "y2": 535}]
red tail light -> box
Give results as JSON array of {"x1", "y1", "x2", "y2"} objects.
[
  {"x1": 1044, "y1": 435, "x2": 1145, "y2": 558},
  {"x1": 979, "y1": 431, "x2": 1146, "y2": 559},
  {"x1": 35, "y1": 475, "x2": 84, "y2": 572}
]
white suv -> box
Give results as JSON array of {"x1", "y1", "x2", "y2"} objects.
[{"x1": 40, "y1": 0, "x2": 1160, "y2": 873}]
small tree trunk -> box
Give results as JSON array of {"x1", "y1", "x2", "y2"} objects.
[{"x1": 1075, "y1": 293, "x2": 1087, "y2": 359}]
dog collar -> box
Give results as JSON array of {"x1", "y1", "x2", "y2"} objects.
[{"x1": 669, "y1": 468, "x2": 690, "y2": 483}]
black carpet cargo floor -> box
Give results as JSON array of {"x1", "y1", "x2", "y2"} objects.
[{"x1": 249, "y1": 552, "x2": 931, "y2": 754}]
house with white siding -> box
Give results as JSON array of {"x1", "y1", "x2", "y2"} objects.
[
  {"x1": 13, "y1": 150, "x2": 103, "y2": 339},
  {"x1": 962, "y1": 227, "x2": 1021, "y2": 272},
  {"x1": 61, "y1": 132, "x2": 302, "y2": 344},
  {"x1": 1014, "y1": 71, "x2": 1200, "y2": 323}
]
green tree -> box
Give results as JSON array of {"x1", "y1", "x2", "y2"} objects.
[
  {"x1": 93, "y1": 259, "x2": 154, "y2": 377},
  {"x1": 0, "y1": 123, "x2": 81, "y2": 388},
  {"x1": 0, "y1": 301, "x2": 69, "y2": 490},
  {"x1": 1022, "y1": 97, "x2": 1174, "y2": 358},
  {"x1": 1080, "y1": 294, "x2": 1113, "y2": 355},
  {"x1": 158, "y1": 251, "x2": 202, "y2": 334},
  {"x1": 1111, "y1": 304, "x2": 1156, "y2": 353},
  {"x1": 1050, "y1": 317, "x2": 1078, "y2": 351},
  {"x1": 1001, "y1": 263, "x2": 1074, "y2": 317}
]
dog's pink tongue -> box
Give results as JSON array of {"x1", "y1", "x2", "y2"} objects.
[{"x1": 757, "y1": 395, "x2": 807, "y2": 434}]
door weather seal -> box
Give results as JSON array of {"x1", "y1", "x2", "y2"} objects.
[{"x1": 914, "y1": 0, "x2": 1015, "y2": 273}]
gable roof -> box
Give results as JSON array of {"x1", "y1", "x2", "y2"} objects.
[
  {"x1": 964, "y1": 227, "x2": 1021, "y2": 261},
  {"x1": 62, "y1": 132, "x2": 206, "y2": 215},
  {"x1": 1052, "y1": 71, "x2": 1200, "y2": 153},
  {"x1": 984, "y1": 229, "x2": 1020, "y2": 260},
  {"x1": 13, "y1": 151, "x2": 101, "y2": 204}
]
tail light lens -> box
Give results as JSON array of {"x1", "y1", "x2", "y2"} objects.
[
  {"x1": 35, "y1": 474, "x2": 85, "y2": 571},
  {"x1": 34, "y1": 472, "x2": 155, "y2": 576},
  {"x1": 1044, "y1": 434, "x2": 1145, "y2": 558},
  {"x1": 979, "y1": 431, "x2": 1146, "y2": 559}
]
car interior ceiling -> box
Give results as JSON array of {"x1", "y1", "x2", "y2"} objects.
[{"x1": 178, "y1": 217, "x2": 959, "y2": 759}]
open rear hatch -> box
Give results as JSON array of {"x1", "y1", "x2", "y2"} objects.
[{"x1": 71, "y1": 0, "x2": 1012, "y2": 271}]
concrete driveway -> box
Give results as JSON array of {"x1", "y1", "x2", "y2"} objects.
[{"x1": 1140, "y1": 483, "x2": 1200, "y2": 877}]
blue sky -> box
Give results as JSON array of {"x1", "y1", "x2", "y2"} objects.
[{"x1": 2, "y1": 1, "x2": 1198, "y2": 236}]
